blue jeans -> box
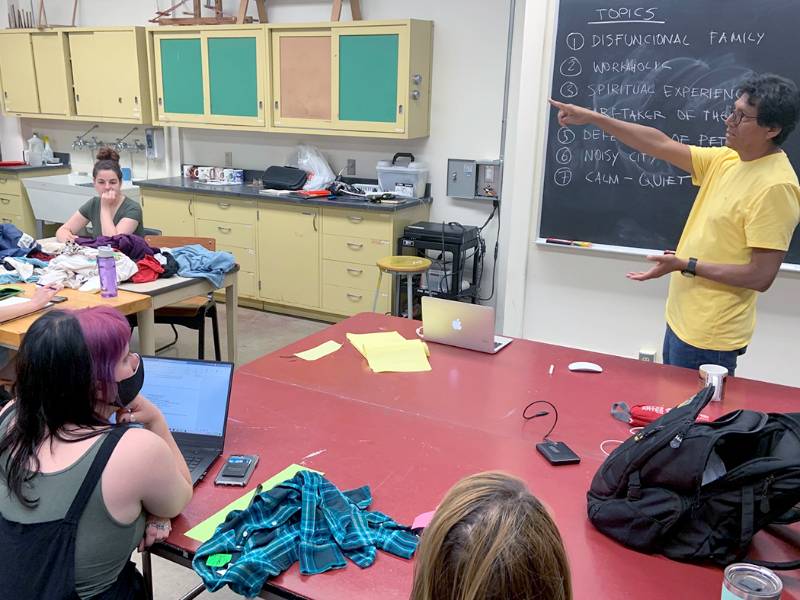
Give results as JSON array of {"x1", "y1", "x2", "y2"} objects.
[{"x1": 662, "y1": 325, "x2": 746, "y2": 375}]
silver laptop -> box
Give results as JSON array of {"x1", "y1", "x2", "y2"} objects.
[
  {"x1": 140, "y1": 356, "x2": 234, "y2": 486},
  {"x1": 421, "y1": 297, "x2": 513, "y2": 354}
]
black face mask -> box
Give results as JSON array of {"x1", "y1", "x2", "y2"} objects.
[{"x1": 117, "y1": 354, "x2": 144, "y2": 407}]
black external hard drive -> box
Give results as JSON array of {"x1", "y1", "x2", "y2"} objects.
[{"x1": 536, "y1": 440, "x2": 581, "y2": 465}]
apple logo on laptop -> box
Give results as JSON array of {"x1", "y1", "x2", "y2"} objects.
[{"x1": 451, "y1": 318, "x2": 462, "y2": 331}]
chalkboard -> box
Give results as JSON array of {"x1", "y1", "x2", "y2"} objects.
[{"x1": 541, "y1": 0, "x2": 800, "y2": 265}]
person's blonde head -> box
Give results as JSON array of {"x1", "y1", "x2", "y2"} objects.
[{"x1": 411, "y1": 471, "x2": 572, "y2": 600}]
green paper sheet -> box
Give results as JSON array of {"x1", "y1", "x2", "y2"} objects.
[{"x1": 185, "y1": 464, "x2": 323, "y2": 542}]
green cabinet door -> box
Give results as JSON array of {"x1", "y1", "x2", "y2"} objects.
[
  {"x1": 208, "y1": 37, "x2": 258, "y2": 118},
  {"x1": 159, "y1": 38, "x2": 204, "y2": 115},
  {"x1": 338, "y1": 33, "x2": 399, "y2": 123}
]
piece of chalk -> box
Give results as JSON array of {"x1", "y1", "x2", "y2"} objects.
[{"x1": 548, "y1": 364, "x2": 554, "y2": 375}]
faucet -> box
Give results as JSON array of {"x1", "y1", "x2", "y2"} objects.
[
  {"x1": 114, "y1": 127, "x2": 139, "y2": 153},
  {"x1": 133, "y1": 139, "x2": 146, "y2": 153},
  {"x1": 72, "y1": 124, "x2": 99, "y2": 150}
]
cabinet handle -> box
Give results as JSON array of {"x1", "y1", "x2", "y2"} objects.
[
  {"x1": 312, "y1": 213, "x2": 317, "y2": 232},
  {"x1": 188, "y1": 198, "x2": 193, "y2": 216},
  {"x1": 134, "y1": 96, "x2": 139, "y2": 104},
  {"x1": 158, "y1": 97, "x2": 163, "y2": 106},
  {"x1": 411, "y1": 90, "x2": 420, "y2": 100},
  {"x1": 218, "y1": 202, "x2": 231, "y2": 209},
  {"x1": 274, "y1": 100, "x2": 279, "y2": 110},
  {"x1": 258, "y1": 100, "x2": 263, "y2": 109},
  {"x1": 301, "y1": 211, "x2": 312, "y2": 216},
  {"x1": 346, "y1": 292, "x2": 363, "y2": 301},
  {"x1": 346, "y1": 242, "x2": 363, "y2": 250},
  {"x1": 76, "y1": 93, "x2": 80, "y2": 102},
  {"x1": 0, "y1": 198, "x2": 10, "y2": 204},
  {"x1": 217, "y1": 226, "x2": 231, "y2": 233},
  {"x1": 118, "y1": 97, "x2": 123, "y2": 103},
  {"x1": 398, "y1": 104, "x2": 403, "y2": 114},
  {"x1": 348, "y1": 215, "x2": 363, "y2": 223},
  {"x1": 1, "y1": 218, "x2": 11, "y2": 224},
  {"x1": 346, "y1": 268, "x2": 363, "y2": 275},
  {"x1": 412, "y1": 73, "x2": 423, "y2": 85},
  {"x1": 0, "y1": 178, "x2": 7, "y2": 184},
  {"x1": 3, "y1": 91, "x2": 6, "y2": 99}
]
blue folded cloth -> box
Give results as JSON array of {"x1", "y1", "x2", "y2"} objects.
[{"x1": 169, "y1": 245, "x2": 236, "y2": 288}]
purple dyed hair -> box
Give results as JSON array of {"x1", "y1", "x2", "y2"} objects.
[{"x1": 73, "y1": 306, "x2": 131, "y2": 404}]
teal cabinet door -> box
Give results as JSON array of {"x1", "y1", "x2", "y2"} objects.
[
  {"x1": 338, "y1": 34, "x2": 399, "y2": 123},
  {"x1": 207, "y1": 37, "x2": 258, "y2": 118},
  {"x1": 160, "y1": 38, "x2": 204, "y2": 115}
]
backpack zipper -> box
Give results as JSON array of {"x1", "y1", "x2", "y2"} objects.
[{"x1": 760, "y1": 475, "x2": 775, "y2": 513}]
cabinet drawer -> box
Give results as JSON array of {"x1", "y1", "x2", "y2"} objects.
[
  {"x1": 323, "y1": 283, "x2": 389, "y2": 316},
  {"x1": 0, "y1": 194, "x2": 24, "y2": 215},
  {"x1": 217, "y1": 243, "x2": 257, "y2": 273},
  {"x1": 323, "y1": 260, "x2": 390, "y2": 293},
  {"x1": 196, "y1": 219, "x2": 255, "y2": 248},
  {"x1": 0, "y1": 213, "x2": 25, "y2": 229},
  {"x1": 322, "y1": 234, "x2": 392, "y2": 265},
  {"x1": 0, "y1": 175, "x2": 21, "y2": 197},
  {"x1": 323, "y1": 208, "x2": 392, "y2": 239},
  {"x1": 194, "y1": 195, "x2": 257, "y2": 225}
]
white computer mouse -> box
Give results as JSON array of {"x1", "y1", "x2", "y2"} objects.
[{"x1": 568, "y1": 361, "x2": 603, "y2": 373}]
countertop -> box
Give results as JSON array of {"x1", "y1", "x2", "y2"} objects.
[
  {"x1": 133, "y1": 176, "x2": 431, "y2": 212},
  {"x1": 0, "y1": 162, "x2": 70, "y2": 174}
]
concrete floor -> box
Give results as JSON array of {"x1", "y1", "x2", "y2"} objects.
[{"x1": 130, "y1": 303, "x2": 329, "y2": 599}]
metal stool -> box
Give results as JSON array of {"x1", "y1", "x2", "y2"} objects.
[{"x1": 373, "y1": 256, "x2": 432, "y2": 318}]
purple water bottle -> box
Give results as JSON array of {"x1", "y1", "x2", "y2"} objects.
[{"x1": 97, "y1": 246, "x2": 118, "y2": 298}]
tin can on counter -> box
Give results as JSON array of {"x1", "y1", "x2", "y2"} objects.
[{"x1": 722, "y1": 564, "x2": 782, "y2": 600}]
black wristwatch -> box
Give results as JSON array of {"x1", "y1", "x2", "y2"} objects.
[{"x1": 681, "y1": 257, "x2": 698, "y2": 278}]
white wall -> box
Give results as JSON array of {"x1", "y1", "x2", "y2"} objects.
[
  {"x1": 0, "y1": 0, "x2": 518, "y2": 307},
  {"x1": 501, "y1": 0, "x2": 800, "y2": 387}
]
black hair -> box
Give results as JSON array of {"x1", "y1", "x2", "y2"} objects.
[
  {"x1": 93, "y1": 146, "x2": 123, "y2": 181},
  {"x1": 738, "y1": 73, "x2": 800, "y2": 146},
  {"x1": 0, "y1": 311, "x2": 110, "y2": 506}
]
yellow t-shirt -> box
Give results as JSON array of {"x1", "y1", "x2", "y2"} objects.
[{"x1": 666, "y1": 146, "x2": 800, "y2": 350}]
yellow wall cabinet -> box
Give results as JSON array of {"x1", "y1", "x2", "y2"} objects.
[
  {"x1": 67, "y1": 28, "x2": 151, "y2": 123},
  {"x1": 0, "y1": 27, "x2": 150, "y2": 123},
  {"x1": 270, "y1": 19, "x2": 433, "y2": 138},
  {"x1": 0, "y1": 30, "x2": 73, "y2": 118},
  {"x1": 257, "y1": 203, "x2": 320, "y2": 308},
  {"x1": 148, "y1": 25, "x2": 267, "y2": 129}
]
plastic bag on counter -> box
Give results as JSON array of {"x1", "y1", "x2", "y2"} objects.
[{"x1": 291, "y1": 144, "x2": 335, "y2": 190}]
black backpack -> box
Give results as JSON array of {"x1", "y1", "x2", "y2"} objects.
[{"x1": 587, "y1": 386, "x2": 800, "y2": 569}]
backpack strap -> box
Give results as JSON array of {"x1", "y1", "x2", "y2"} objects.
[
  {"x1": 0, "y1": 405, "x2": 15, "y2": 431},
  {"x1": 746, "y1": 558, "x2": 800, "y2": 571},
  {"x1": 64, "y1": 425, "x2": 130, "y2": 525},
  {"x1": 740, "y1": 485, "x2": 755, "y2": 546}
]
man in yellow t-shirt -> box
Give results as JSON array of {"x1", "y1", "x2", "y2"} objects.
[{"x1": 550, "y1": 73, "x2": 800, "y2": 374}]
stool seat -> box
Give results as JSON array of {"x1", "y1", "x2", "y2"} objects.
[
  {"x1": 373, "y1": 256, "x2": 432, "y2": 318},
  {"x1": 377, "y1": 256, "x2": 432, "y2": 273}
]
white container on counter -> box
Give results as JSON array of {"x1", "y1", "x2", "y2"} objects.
[{"x1": 377, "y1": 153, "x2": 428, "y2": 198}]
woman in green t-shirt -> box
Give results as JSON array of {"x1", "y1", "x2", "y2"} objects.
[{"x1": 56, "y1": 147, "x2": 144, "y2": 241}]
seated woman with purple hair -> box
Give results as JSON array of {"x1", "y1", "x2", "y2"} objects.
[{"x1": 0, "y1": 306, "x2": 192, "y2": 599}]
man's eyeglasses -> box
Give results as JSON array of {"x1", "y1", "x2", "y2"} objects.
[{"x1": 727, "y1": 105, "x2": 759, "y2": 126}]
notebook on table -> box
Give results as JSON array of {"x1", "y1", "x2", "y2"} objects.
[{"x1": 140, "y1": 356, "x2": 234, "y2": 485}]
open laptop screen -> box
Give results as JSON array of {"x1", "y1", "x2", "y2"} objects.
[{"x1": 140, "y1": 356, "x2": 233, "y2": 437}]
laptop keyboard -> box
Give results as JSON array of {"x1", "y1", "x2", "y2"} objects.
[{"x1": 182, "y1": 450, "x2": 204, "y2": 469}]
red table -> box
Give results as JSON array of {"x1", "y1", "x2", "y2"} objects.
[{"x1": 154, "y1": 313, "x2": 800, "y2": 599}]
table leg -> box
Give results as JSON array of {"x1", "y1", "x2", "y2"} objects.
[
  {"x1": 36, "y1": 219, "x2": 44, "y2": 239},
  {"x1": 142, "y1": 550, "x2": 154, "y2": 600},
  {"x1": 225, "y1": 278, "x2": 238, "y2": 364},
  {"x1": 138, "y1": 306, "x2": 156, "y2": 356}
]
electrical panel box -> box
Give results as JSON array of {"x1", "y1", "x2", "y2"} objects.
[
  {"x1": 144, "y1": 128, "x2": 164, "y2": 160},
  {"x1": 447, "y1": 158, "x2": 502, "y2": 201}
]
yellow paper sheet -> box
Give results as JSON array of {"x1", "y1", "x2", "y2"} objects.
[
  {"x1": 185, "y1": 464, "x2": 323, "y2": 542},
  {"x1": 346, "y1": 331, "x2": 405, "y2": 357},
  {"x1": 293, "y1": 340, "x2": 342, "y2": 361},
  {"x1": 364, "y1": 338, "x2": 431, "y2": 373}
]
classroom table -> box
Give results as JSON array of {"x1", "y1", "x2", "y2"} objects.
[
  {"x1": 0, "y1": 283, "x2": 151, "y2": 348},
  {"x1": 148, "y1": 313, "x2": 800, "y2": 600},
  {"x1": 119, "y1": 268, "x2": 239, "y2": 363}
]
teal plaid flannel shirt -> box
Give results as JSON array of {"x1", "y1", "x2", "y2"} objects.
[{"x1": 192, "y1": 470, "x2": 419, "y2": 597}]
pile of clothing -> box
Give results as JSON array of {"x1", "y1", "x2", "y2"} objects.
[
  {"x1": 0, "y1": 224, "x2": 237, "y2": 292},
  {"x1": 192, "y1": 470, "x2": 418, "y2": 597}
]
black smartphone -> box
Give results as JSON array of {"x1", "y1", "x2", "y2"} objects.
[
  {"x1": 50, "y1": 296, "x2": 68, "y2": 303},
  {"x1": 214, "y1": 454, "x2": 259, "y2": 486},
  {"x1": 0, "y1": 287, "x2": 23, "y2": 301},
  {"x1": 536, "y1": 440, "x2": 581, "y2": 465}
]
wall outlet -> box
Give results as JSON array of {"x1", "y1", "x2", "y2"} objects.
[
  {"x1": 345, "y1": 158, "x2": 356, "y2": 176},
  {"x1": 224, "y1": 151, "x2": 233, "y2": 167},
  {"x1": 638, "y1": 349, "x2": 657, "y2": 362}
]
